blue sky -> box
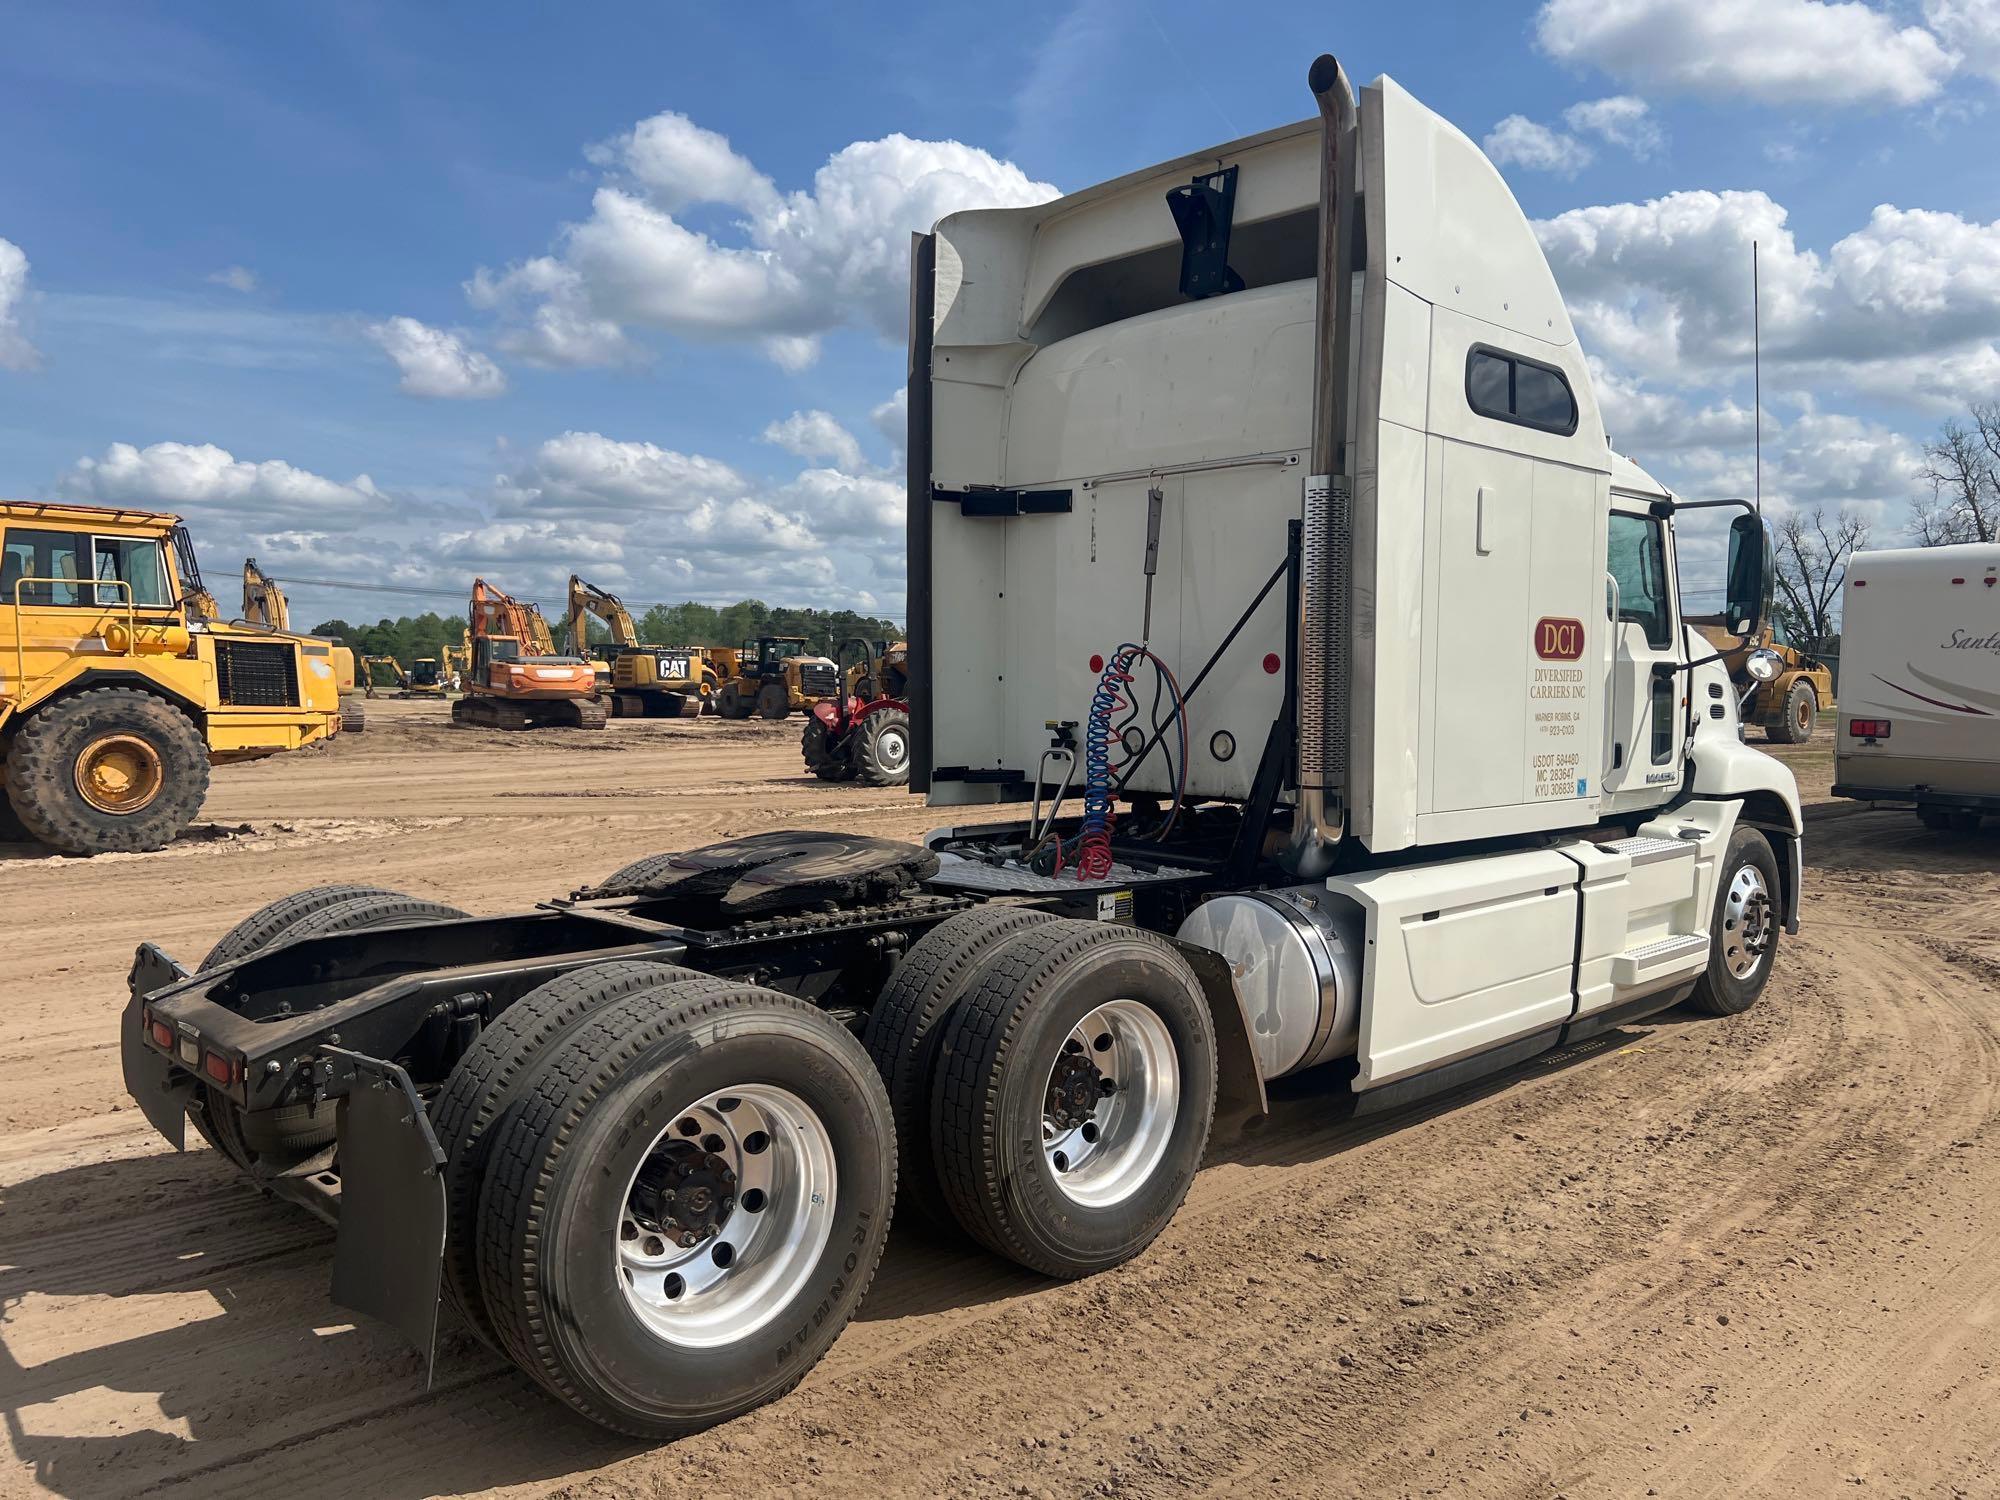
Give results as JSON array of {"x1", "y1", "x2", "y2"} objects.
[{"x1": 3, "y1": 0, "x2": 1997, "y2": 627}]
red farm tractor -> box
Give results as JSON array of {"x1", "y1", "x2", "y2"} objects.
[{"x1": 800, "y1": 638, "x2": 911, "y2": 786}]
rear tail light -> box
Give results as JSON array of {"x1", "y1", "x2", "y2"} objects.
[
  {"x1": 146, "y1": 1013, "x2": 174, "y2": 1050},
  {"x1": 202, "y1": 1050, "x2": 239, "y2": 1086},
  {"x1": 1849, "y1": 719, "x2": 1892, "y2": 739}
]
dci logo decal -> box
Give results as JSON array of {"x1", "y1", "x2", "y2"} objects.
[{"x1": 1534, "y1": 617, "x2": 1585, "y2": 661}]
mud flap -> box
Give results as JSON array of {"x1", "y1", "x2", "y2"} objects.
[
  {"x1": 123, "y1": 943, "x2": 194, "y2": 1150},
  {"x1": 324, "y1": 1047, "x2": 448, "y2": 1382}
]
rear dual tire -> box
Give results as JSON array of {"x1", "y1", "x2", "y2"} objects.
[{"x1": 471, "y1": 979, "x2": 894, "y2": 1438}]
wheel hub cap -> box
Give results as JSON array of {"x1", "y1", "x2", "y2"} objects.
[
  {"x1": 74, "y1": 734, "x2": 164, "y2": 815},
  {"x1": 1721, "y1": 865, "x2": 1774, "y2": 979},
  {"x1": 1041, "y1": 999, "x2": 1180, "y2": 1209},
  {"x1": 616, "y1": 1084, "x2": 836, "y2": 1348}
]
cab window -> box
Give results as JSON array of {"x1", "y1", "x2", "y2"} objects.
[
  {"x1": 1, "y1": 529, "x2": 86, "y2": 606},
  {"x1": 93, "y1": 537, "x2": 171, "y2": 608},
  {"x1": 1607, "y1": 513, "x2": 1672, "y2": 649}
]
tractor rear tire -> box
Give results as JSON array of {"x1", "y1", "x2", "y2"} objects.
[
  {"x1": 757, "y1": 683, "x2": 790, "y2": 720},
  {"x1": 474, "y1": 980, "x2": 895, "y2": 1438},
  {"x1": 863, "y1": 906, "x2": 1059, "y2": 1232},
  {"x1": 930, "y1": 919, "x2": 1216, "y2": 1278},
  {"x1": 4, "y1": 687, "x2": 209, "y2": 855},
  {"x1": 854, "y1": 707, "x2": 911, "y2": 787},
  {"x1": 432, "y1": 959, "x2": 709, "y2": 1350},
  {"x1": 1768, "y1": 680, "x2": 1817, "y2": 744}
]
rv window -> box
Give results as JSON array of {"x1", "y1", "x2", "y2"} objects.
[
  {"x1": 1464, "y1": 346, "x2": 1578, "y2": 436},
  {"x1": 1607, "y1": 513, "x2": 1672, "y2": 650}
]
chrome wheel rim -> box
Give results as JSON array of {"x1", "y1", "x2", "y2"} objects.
[
  {"x1": 615, "y1": 1084, "x2": 837, "y2": 1348},
  {"x1": 1042, "y1": 999, "x2": 1179, "y2": 1208},
  {"x1": 1721, "y1": 864, "x2": 1774, "y2": 979}
]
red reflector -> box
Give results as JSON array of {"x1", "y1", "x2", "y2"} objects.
[
  {"x1": 148, "y1": 1019, "x2": 174, "y2": 1050},
  {"x1": 1852, "y1": 579, "x2": 1866, "y2": 587},
  {"x1": 1849, "y1": 719, "x2": 1891, "y2": 739},
  {"x1": 1952, "y1": 578, "x2": 1966, "y2": 585},
  {"x1": 202, "y1": 1051, "x2": 235, "y2": 1085},
  {"x1": 1262, "y1": 653, "x2": 1281, "y2": 675},
  {"x1": 1088, "y1": 653, "x2": 1104, "y2": 673}
]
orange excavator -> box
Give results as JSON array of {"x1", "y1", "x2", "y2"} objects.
[{"x1": 451, "y1": 578, "x2": 605, "y2": 730}]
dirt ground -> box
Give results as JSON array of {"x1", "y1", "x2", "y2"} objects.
[{"x1": 1, "y1": 702, "x2": 1994, "y2": 1499}]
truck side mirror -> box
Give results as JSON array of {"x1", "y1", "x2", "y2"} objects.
[{"x1": 1725, "y1": 514, "x2": 1770, "y2": 639}]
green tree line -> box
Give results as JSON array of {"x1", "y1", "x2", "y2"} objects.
[
  {"x1": 313, "y1": 601, "x2": 904, "y2": 664},
  {"x1": 311, "y1": 611, "x2": 466, "y2": 667}
]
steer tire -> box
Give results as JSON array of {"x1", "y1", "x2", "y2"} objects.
[
  {"x1": 5, "y1": 688, "x2": 209, "y2": 855},
  {"x1": 1687, "y1": 825, "x2": 1781, "y2": 1016},
  {"x1": 931, "y1": 919, "x2": 1215, "y2": 1278},
  {"x1": 854, "y1": 708, "x2": 911, "y2": 787},
  {"x1": 432, "y1": 959, "x2": 708, "y2": 1350},
  {"x1": 475, "y1": 981, "x2": 895, "y2": 1438},
  {"x1": 1768, "y1": 680, "x2": 1816, "y2": 744},
  {"x1": 863, "y1": 906, "x2": 1060, "y2": 1233}
]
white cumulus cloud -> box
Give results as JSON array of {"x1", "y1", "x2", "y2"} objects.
[
  {"x1": 60, "y1": 441, "x2": 387, "y2": 523},
  {"x1": 761, "y1": 409, "x2": 865, "y2": 472},
  {"x1": 365, "y1": 315, "x2": 507, "y2": 398},
  {"x1": 1927, "y1": 0, "x2": 2000, "y2": 81},
  {"x1": 469, "y1": 116, "x2": 1058, "y2": 369},
  {"x1": 207, "y1": 265, "x2": 258, "y2": 294},
  {"x1": 0, "y1": 237, "x2": 41, "y2": 371},
  {"x1": 1563, "y1": 96, "x2": 1665, "y2": 157},
  {"x1": 1485, "y1": 115, "x2": 1594, "y2": 176},
  {"x1": 1537, "y1": 0, "x2": 1958, "y2": 108}
]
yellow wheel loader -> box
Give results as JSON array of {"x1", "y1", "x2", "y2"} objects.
[
  {"x1": 0, "y1": 502, "x2": 345, "y2": 854},
  {"x1": 710, "y1": 635, "x2": 840, "y2": 720}
]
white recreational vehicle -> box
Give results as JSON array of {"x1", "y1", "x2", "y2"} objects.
[{"x1": 1834, "y1": 544, "x2": 2000, "y2": 830}]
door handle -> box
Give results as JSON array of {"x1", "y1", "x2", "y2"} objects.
[{"x1": 1476, "y1": 487, "x2": 1493, "y2": 555}]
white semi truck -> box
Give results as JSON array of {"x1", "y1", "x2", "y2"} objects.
[
  {"x1": 1834, "y1": 543, "x2": 2000, "y2": 830},
  {"x1": 120, "y1": 56, "x2": 1800, "y2": 1440}
]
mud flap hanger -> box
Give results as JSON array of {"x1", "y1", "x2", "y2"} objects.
[{"x1": 321, "y1": 1045, "x2": 449, "y2": 1386}]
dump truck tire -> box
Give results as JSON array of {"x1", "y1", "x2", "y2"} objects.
[
  {"x1": 1688, "y1": 826, "x2": 1780, "y2": 1016},
  {"x1": 0, "y1": 789, "x2": 28, "y2": 844},
  {"x1": 475, "y1": 981, "x2": 894, "y2": 1438},
  {"x1": 341, "y1": 697, "x2": 366, "y2": 733},
  {"x1": 432, "y1": 960, "x2": 708, "y2": 1350},
  {"x1": 854, "y1": 707, "x2": 911, "y2": 787},
  {"x1": 931, "y1": 918, "x2": 1215, "y2": 1279},
  {"x1": 4, "y1": 687, "x2": 209, "y2": 855},
  {"x1": 757, "y1": 683, "x2": 789, "y2": 720},
  {"x1": 1768, "y1": 679, "x2": 1816, "y2": 744},
  {"x1": 863, "y1": 906, "x2": 1059, "y2": 1232}
]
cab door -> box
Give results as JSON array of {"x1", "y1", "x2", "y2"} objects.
[{"x1": 1602, "y1": 510, "x2": 1682, "y2": 802}]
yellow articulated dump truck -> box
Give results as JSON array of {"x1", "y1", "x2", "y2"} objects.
[{"x1": 0, "y1": 501, "x2": 345, "y2": 854}]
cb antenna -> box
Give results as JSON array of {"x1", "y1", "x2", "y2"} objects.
[{"x1": 1752, "y1": 240, "x2": 1762, "y2": 516}]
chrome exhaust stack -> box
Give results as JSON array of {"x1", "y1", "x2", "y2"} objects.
[{"x1": 1285, "y1": 53, "x2": 1357, "y2": 879}]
